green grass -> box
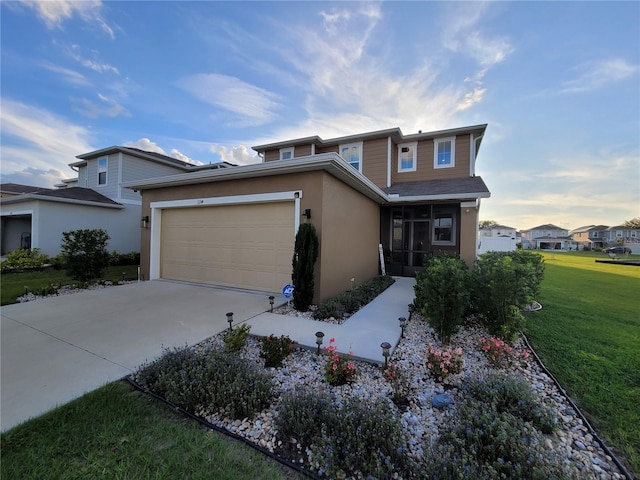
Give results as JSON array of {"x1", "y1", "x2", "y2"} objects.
[
  {"x1": 1, "y1": 265, "x2": 140, "y2": 305},
  {"x1": 0, "y1": 381, "x2": 303, "y2": 480},
  {"x1": 523, "y1": 251, "x2": 640, "y2": 475}
]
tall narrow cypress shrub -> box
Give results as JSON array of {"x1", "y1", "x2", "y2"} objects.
[{"x1": 292, "y1": 223, "x2": 319, "y2": 312}]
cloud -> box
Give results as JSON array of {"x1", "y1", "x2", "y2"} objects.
[
  {"x1": 65, "y1": 44, "x2": 119, "y2": 75},
  {"x1": 123, "y1": 138, "x2": 201, "y2": 165},
  {"x1": 71, "y1": 93, "x2": 129, "y2": 118},
  {"x1": 210, "y1": 144, "x2": 260, "y2": 166},
  {"x1": 0, "y1": 98, "x2": 94, "y2": 182},
  {"x1": 41, "y1": 62, "x2": 91, "y2": 87},
  {"x1": 0, "y1": 167, "x2": 70, "y2": 189},
  {"x1": 18, "y1": 0, "x2": 115, "y2": 39},
  {"x1": 561, "y1": 58, "x2": 639, "y2": 93},
  {"x1": 176, "y1": 74, "x2": 281, "y2": 127}
]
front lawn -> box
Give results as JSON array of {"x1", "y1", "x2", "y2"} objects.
[
  {"x1": 0, "y1": 381, "x2": 304, "y2": 480},
  {"x1": 523, "y1": 250, "x2": 640, "y2": 475},
  {"x1": 0, "y1": 265, "x2": 140, "y2": 305}
]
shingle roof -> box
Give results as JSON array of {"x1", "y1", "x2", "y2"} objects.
[
  {"x1": 0, "y1": 183, "x2": 52, "y2": 194},
  {"x1": 383, "y1": 176, "x2": 490, "y2": 198},
  {"x1": 0, "y1": 187, "x2": 120, "y2": 206},
  {"x1": 522, "y1": 224, "x2": 565, "y2": 232}
]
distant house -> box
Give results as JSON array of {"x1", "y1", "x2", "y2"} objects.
[
  {"x1": 603, "y1": 225, "x2": 640, "y2": 247},
  {"x1": 0, "y1": 147, "x2": 232, "y2": 257},
  {"x1": 478, "y1": 223, "x2": 519, "y2": 254},
  {"x1": 125, "y1": 124, "x2": 491, "y2": 301},
  {"x1": 570, "y1": 225, "x2": 609, "y2": 250},
  {"x1": 520, "y1": 224, "x2": 573, "y2": 250}
]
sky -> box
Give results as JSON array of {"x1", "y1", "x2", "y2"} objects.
[{"x1": 1, "y1": 1, "x2": 638, "y2": 231}]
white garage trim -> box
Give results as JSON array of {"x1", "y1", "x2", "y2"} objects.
[{"x1": 148, "y1": 191, "x2": 302, "y2": 281}]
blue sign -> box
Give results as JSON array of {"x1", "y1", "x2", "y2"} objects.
[{"x1": 282, "y1": 284, "x2": 294, "y2": 299}]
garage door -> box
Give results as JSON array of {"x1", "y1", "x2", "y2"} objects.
[{"x1": 160, "y1": 202, "x2": 295, "y2": 292}]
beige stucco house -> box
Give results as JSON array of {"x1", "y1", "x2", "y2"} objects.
[{"x1": 124, "y1": 124, "x2": 490, "y2": 303}]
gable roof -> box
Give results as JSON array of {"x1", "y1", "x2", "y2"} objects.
[
  {"x1": 0, "y1": 187, "x2": 122, "y2": 208},
  {"x1": 480, "y1": 223, "x2": 516, "y2": 230},
  {"x1": 0, "y1": 183, "x2": 52, "y2": 195},
  {"x1": 521, "y1": 224, "x2": 566, "y2": 232},
  {"x1": 252, "y1": 124, "x2": 488, "y2": 152},
  {"x1": 71, "y1": 146, "x2": 234, "y2": 171},
  {"x1": 570, "y1": 224, "x2": 609, "y2": 234}
]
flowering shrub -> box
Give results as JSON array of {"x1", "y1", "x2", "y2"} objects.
[
  {"x1": 259, "y1": 334, "x2": 297, "y2": 368},
  {"x1": 383, "y1": 362, "x2": 411, "y2": 406},
  {"x1": 426, "y1": 345, "x2": 463, "y2": 382},
  {"x1": 479, "y1": 337, "x2": 530, "y2": 368},
  {"x1": 223, "y1": 323, "x2": 251, "y2": 352},
  {"x1": 323, "y1": 338, "x2": 357, "y2": 385}
]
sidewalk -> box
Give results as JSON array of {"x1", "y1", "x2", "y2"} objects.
[{"x1": 246, "y1": 277, "x2": 416, "y2": 365}]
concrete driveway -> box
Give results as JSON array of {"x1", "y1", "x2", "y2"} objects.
[{"x1": 1, "y1": 280, "x2": 274, "y2": 432}]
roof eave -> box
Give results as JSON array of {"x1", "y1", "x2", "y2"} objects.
[
  {"x1": 0, "y1": 193, "x2": 123, "y2": 209},
  {"x1": 386, "y1": 192, "x2": 491, "y2": 203}
]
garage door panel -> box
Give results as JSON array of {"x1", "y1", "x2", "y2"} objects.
[{"x1": 160, "y1": 203, "x2": 294, "y2": 292}]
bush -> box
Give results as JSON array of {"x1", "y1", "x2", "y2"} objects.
[
  {"x1": 108, "y1": 251, "x2": 140, "y2": 266},
  {"x1": 134, "y1": 345, "x2": 272, "y2": 418},
  {"x1": 292, "y1": 223, "x2": 319, "y2": 312},
  {"x1": 313, "y1": 275, "x2": 395, "y2": 320},
  {"x1": 383, "y1": 363, "x2": 412, "y2": 406},
  {"x1": 471, "y1": 251, "x2": 544, "y2": 340},
  {"x1": 0, "y1": 248, "x2": 48, "y2": 272},
  {"x1": 426, "y1": 345, "x2": 464, "y2": 382},
  {"x1": 259, "y1": 334, "x2": 296, "y2": 368},
  {"x1": 60, "y1": 229, "x2": 110, "y2": 282},
  {"x1": 276, "y1": 391, "x2": 409, "y2": 479},
  {"x1": 223, "y1": 323, "x2": 251, "y2": 352},
  {"x1": 423, "y1": 373, "x2": 567, "y2": 479},
  {"x1": 414, "y1": 255, "x2": 470, "y2": 343},
  {"x1": 323, "y1": 338, "x2": 357, "y2": 386}
]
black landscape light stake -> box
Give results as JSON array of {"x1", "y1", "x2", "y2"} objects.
[
  {"x1": 408, "y1": 303, "x2": 415, "y2": 318},
  {"x1": 315, "y1": 331, "x2": 325, "y2": 355},
  {"x1": 399, "y1": 317, "x2": 407, "y2": 338},
  {"x1": 226, "y1": 312, "x2": 234, "y2": 331},
  {"x1": 269, "y1": 295, "x2": 275, "y2": 312},
  {"x1": 381, "y1": 342, "x2": 391, "y2": 368}
]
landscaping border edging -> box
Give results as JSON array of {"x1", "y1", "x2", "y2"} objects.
[
  {"x1": 124, "y1": 376, "x2": 319, "y2": 480},
  {"x1": 521, "y1": 334, "x2": 635, "y2": 480}
]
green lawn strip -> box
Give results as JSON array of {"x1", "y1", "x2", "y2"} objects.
[
  {"x1": 1, "y1": 381, "x2": 303, "y2": 480},
  {"x1": 524, "y1": 252, "x2": 640, "y2": 475},
  {"x1": 1, "y1": 265, "x2": 140, "y2": 305}
]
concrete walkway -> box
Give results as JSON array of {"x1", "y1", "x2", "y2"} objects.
[{"x1": 247, "y1": 277, "x2": 416, "y2": 365}]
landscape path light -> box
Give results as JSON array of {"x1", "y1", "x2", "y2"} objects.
[
  {"x1": 381, "y1": 341, "x2": 391, "y2": 368},
  {"x1": 399, "y1": 316, "x2": 407, "y2": 338},
  {"x1": 315, "y1": 331, "x2": 325, "y2": 355},
  {"x1": 226, "y1": 312, "x2": 234, "y2": 331},
  {"x1": 269, "y1": 295, "x2": 275, "y2": 312}
]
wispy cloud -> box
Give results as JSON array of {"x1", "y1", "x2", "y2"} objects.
[
  {"x1": 176, "y1": 74, "x2": 281, "y2": 127},
  {"x1": 17, "y1": 0, "x2": 115, "y2": 39},
  {"x1": 65, "y1": 44, "x2": 119, "y2": 75},
  {"x1": 0, "y1": 98, "x2": 94, "y2": 185},
  {"x1": 560, "y1": 58, "x2": 639, "y2": 93},
  {"x1": 71, "y1": 93, "x2": 129, "y2": 118},
  {"x1": 41, "y1": 62, "x2": 91, "y2": 87}
]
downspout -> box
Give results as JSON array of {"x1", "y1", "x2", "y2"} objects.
[
  {"x1": 471, "y1": 133, "x2": 484, "y2": 177},
  {"x1": 387, "y1": 136, "x2": 392, "y2": 188}
]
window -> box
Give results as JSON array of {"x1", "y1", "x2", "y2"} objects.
[
  {"x1": 398, "y1": 142, "x2": 417, "y2": 172},
  {"x1": 433, "y1": 213, "x2": 455, "y2": 245},
  {"x1": 593, "y1": 231, "x2": 598, "y2": 238},
  {"x1": 279, "y1": 147, "x2": 294, "y2": 160},
  {"x1": 97, "y1": 158, "x2": 107, "y2": 185},
  {"x1": 434, "y1": 137, "x2": 456, "y2": 168},
  {"x1": 339, "y1": 142, "x2": 363, "y2": 172},
  {"x1": 616, "y1": 230, "x2": 623, "y2": 237}
]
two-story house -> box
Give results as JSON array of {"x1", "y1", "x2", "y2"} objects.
[
  {"x1": 521, "y1": 224, "x2": 572, "y2": 250},
  {"x1": 570, "y1": 225, "x2": 609, "y2": 250},
  {"x1": 124, "y1": 124, "x2": 490, "y2": 302},
  {"x1": 0, "y1": 147, "x2": 231, "y2": 257},
  {"x1": 603, "y1": 225, "x2": 640, "y2": 247}
]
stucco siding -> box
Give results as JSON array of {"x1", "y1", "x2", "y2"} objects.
[{"x1": 459, "y1": 203, "x2": 479, "y2": 265}]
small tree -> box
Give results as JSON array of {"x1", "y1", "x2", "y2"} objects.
[
  {"x1": 414, "y1": 255, "x2": 470, "y2": 343},
  {"x1": 291, "y1": 223, "x2": 319, "y2": 312},
  {"x1": 61, "y1": 229, "x2": 110, "y2": 282}
]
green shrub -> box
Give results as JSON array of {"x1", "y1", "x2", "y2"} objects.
[
  {"x1": 276, "y1": 391, "x2": 409, "y2": 479},
  {"x1": 1, "y1": 248, "x2": 48, "y2": 272},
  {"x1": 292, "y1": 223, "x2": 319, "y2": 312},
  {"x1": 223, "y1": 323, "x2": 251, "y2": 352},
  {"x1": 134, "y1": 345, "x2": 272, "y2": 418},
  {"x1": 60, "y1": 229, "x2": 110, "y2": 282},
  {"x1": 471, "y1": 251, "x2": 544, "y2": 340},
  {"x1": 108, "y1": 251, "x2": 140, "y2": 266},
  {"x1": 313, "y1": 275, "x2": 395, "y2": 320},
  {"x1": 414, "y1": 255, "x2": 470, "y2": 343},
  {"x1": 48, "y1": 254, "x2": 66, "y2": 270},
  {"x1": 422, "y1": 373, "x2": 566, "y2": 479},
  {"x1": 259, "y1": 334, "x2": 296, "y2": 368}
]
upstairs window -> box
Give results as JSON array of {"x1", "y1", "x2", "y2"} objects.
[
  {"x1": 398, "y1": 142, "x2": 417, "y2": 172},
  {"x1": 97, "y1": 158, "x2": 107, "y2": 185},
  {"x1": 279, "y1": 147, "x2": 294, "y2": 160},
  {"x1": 434, "y1": 137, "x2": 456, "y2": 169},
  {"x1": 339, "y1": 142, "x2": 363, "y2": 172}
]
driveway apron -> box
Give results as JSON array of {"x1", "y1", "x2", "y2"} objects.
[{"x1": 0, "y1": 280, "x2": 273, "y2": 432}]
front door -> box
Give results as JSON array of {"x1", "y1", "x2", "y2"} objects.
[{"x1": 403, "y1": 219, "x2": 430, "y2": 275}]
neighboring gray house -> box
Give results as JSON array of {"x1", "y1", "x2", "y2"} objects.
[
  {"x1": 520, "y1": 224, "x2": 573, "y2": 250},
  {"x1": 603, "y1": 225, "x2": 640, "y2": 247},
  {"x1": 1, "y1": 147, "x2": 232, "y2": 257},
  {"x1": 570, "y1": 225, "x2": 609, "y2": 250}
]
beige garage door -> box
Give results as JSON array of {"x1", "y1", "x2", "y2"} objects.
[{"x1": 160, "y1": 202, "x2": 295, "y2": 292}]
